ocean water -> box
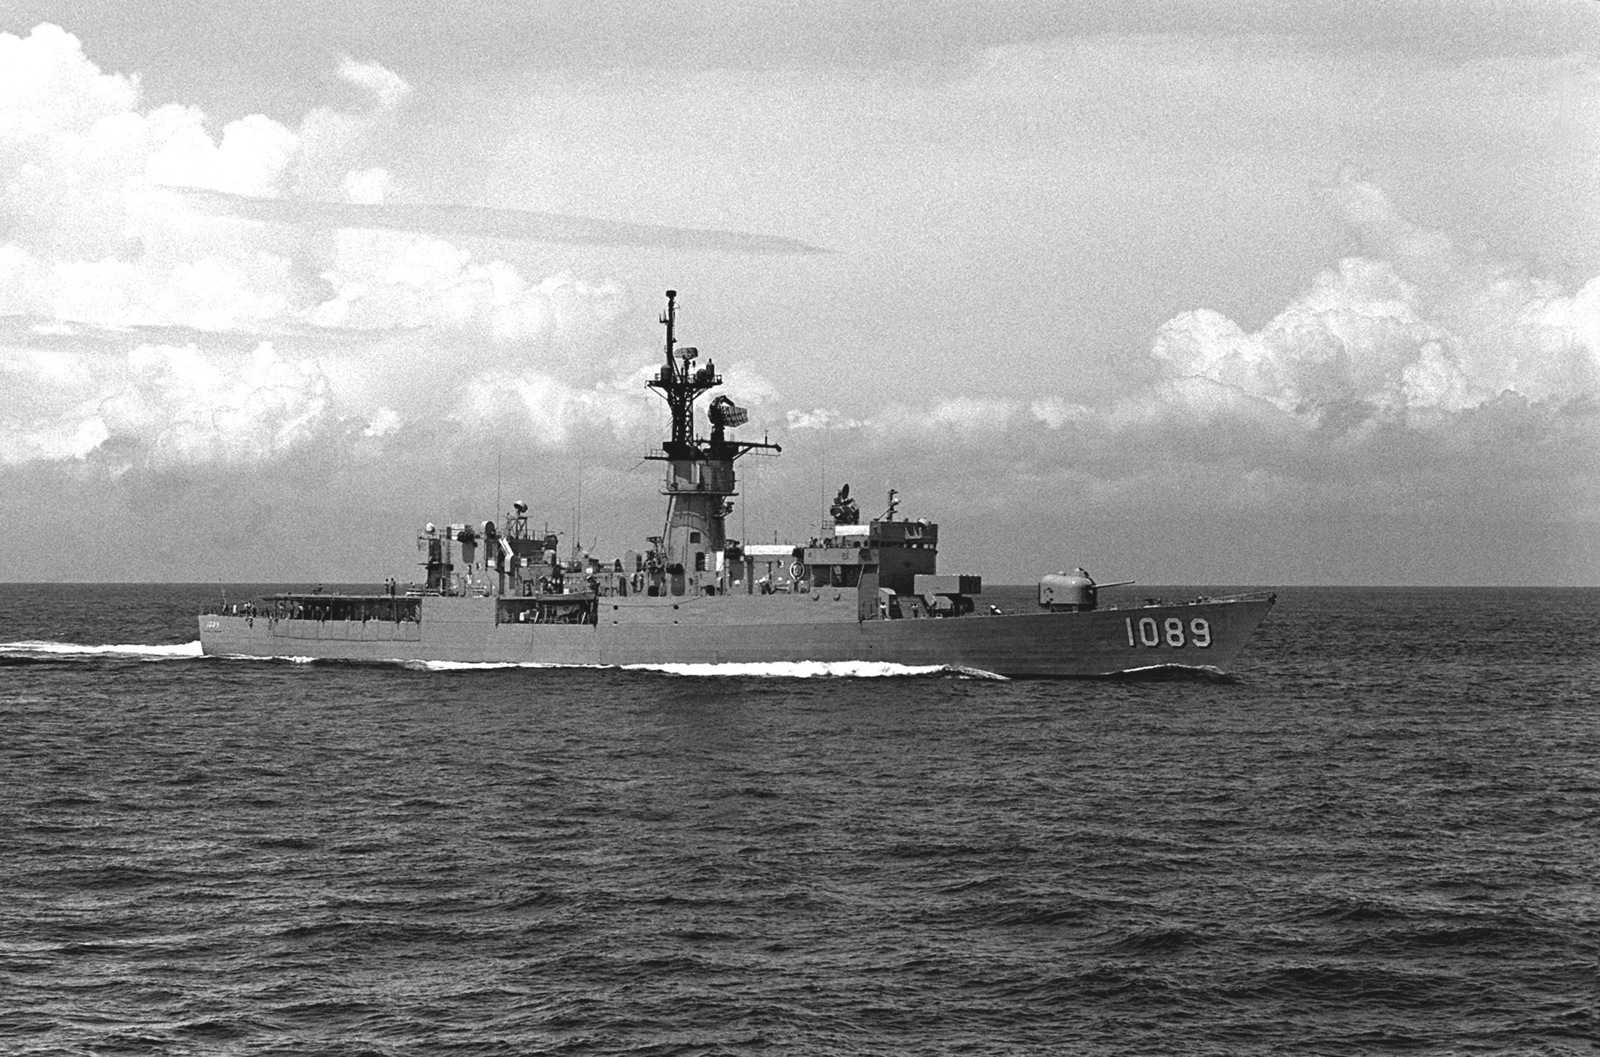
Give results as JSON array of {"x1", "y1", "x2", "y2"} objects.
[{"x1": 0, "y1": 583, "x2": 1595, "y2": 1055}]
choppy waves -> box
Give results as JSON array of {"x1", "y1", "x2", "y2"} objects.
[{"x1": 2, "y1": 584, "x2": 1596, "y2": 1055}]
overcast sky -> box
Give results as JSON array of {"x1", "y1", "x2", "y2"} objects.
[{"x1": 3, "y1": 1, "x2": 1597, "y2": 585}]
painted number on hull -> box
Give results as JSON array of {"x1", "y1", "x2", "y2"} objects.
[{"x1": 1124, "y1": 616, "x2": 1211, "y2": 648}]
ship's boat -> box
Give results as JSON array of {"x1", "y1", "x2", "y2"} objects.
[{"x1": 199, "y1": 291, "x2": 1274, "y2": 677}]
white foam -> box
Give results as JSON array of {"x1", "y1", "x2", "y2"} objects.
[
  {"x1": 199, "y1": 652, "x2": 1006, "y2": 679},
  {"x1": 1117, "y1": 662, "x2": 1228, "y2": 677},
  {"x1": 0, "y1": 640, "x2": 203, "y2": 660},
  {"x1": 621, "y1": 660, "x2": 1006, "y2": 679},
  {"x1": 390, "y1": 658, "x2": 1005, "y2": 678},
  {"x1": 406, "y1": 659, "x2": 602, "y2": 672}
]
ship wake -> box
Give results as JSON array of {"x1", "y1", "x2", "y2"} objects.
[
  {"x1": 620, "y1": 660, "x2": 1008, "y2": 679},
  {"x1": 176, "y1": 651, "x2": 1008, "y2": 678},
  {"x1": 1107, "y1": 662, "x2": 1239, "y2": 683},
  {"x1": 0, "y1": 640, "x2": 204, "y2": 664},
  {"x1": 404, "y1": 659, "x2": 1007, "y2": 679}
]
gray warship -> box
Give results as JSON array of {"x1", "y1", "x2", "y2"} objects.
[{"x1": 199, "y1": 291, "x2": 1274, "y2": 677}]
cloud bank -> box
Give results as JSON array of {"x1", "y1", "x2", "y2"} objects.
[
  {"x1": 1, "y1": 21, "x2": 1594, "y2": 582},
  {"x1": 0, "y1": 24, "x2": 670, "y2": 474},
  {"x1": 776, "y1": 173, "x2": 1599, "y2": 575},
  {"x1": 1146, "y1": 175, "x2": 1597, "y2": 429},
  {"x1": 794, "y1": 174, "x2": 1598, "y2": 455}
]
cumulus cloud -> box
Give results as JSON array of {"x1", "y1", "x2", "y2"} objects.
[
  {"x1": 0, "y1": 24, "x2": 652, "y2": 470},
  {"x1": 341, "y1": 166, "x2": 393, "y2": 204},
  {"x1": 444, "y1": 353, "x2": 787, "y2": 454},
  {"x1": 0, "y1": 23, "x2": 135, "y2": 133},
  {"x1": 0, "y1": 340, "x2": 356, "y2": 468},
  {"x1": 786, "y1": 408, "x2": 864, "y2": 431},
  {"x1": 454, "y1": 369, "x2": 656, "y2": 449},
  {"x1": 0, "y1": 24, "x2": 828, "y2": 479},
  {"x1": 0, "y1": 24, "x2": 358, "y2": 299},
  {"x1": 0, "y1": 25, "x2": 392, "y2": 468},
  {"x1": 810, "y1": 175, "x2": 1597, "y2": 467},
  {"x1": 308, "y1": 240, "x2": 624, "y2": 349},
  {"x1": 336, "y1": 56, "x2": 413, "y2": 112},
  {"x1": 144, "y1": 109, "x2": 299, "y2": 197},
  {"x1": 761, "y1": 174, "x2": 1597, "y2": 570},
  {"x1": 101, "y1": 343, "x2": 332, "y2": 464},
  {"x1": 1130, "y1": 175, "x2": 1598, "y2": 458}
]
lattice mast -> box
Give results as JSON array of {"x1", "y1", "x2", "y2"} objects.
[{"x1": 644, "y1": 290, "x2": 780, "y2": 594}]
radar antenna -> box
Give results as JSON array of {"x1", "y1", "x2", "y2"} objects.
[{"x1": 645, "y1": 290, "x2": 780, "y2": 462}]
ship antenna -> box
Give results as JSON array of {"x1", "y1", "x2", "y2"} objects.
[{"x1": 661, "y1": 289, "x2": 677, "y2": 366}]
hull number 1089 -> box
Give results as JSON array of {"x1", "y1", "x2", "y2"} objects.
[{"x1": 1125, "y1": 616, "x2": 1212, "y2": 648}]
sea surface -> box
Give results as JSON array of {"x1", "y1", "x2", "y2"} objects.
[{"x1": 1, "y1": 583, "x2": 1595, "y2": 1056}]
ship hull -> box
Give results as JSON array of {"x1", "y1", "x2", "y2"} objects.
[{"x1": 198, "y1": 593, "x2": 1274, "y2": 678}]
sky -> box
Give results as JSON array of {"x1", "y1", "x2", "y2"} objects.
[{"x1": 2, "y1": 1, "x2": 1598, "y2": 585}]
